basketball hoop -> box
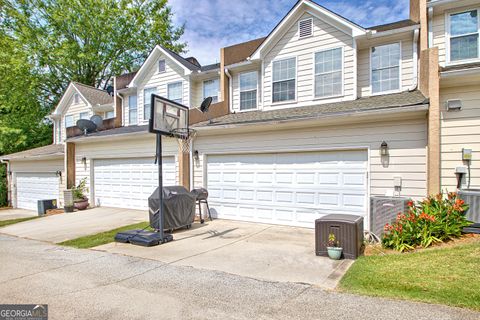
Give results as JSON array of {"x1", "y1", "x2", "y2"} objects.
[{"x1": 171, "y1": 128, "x2": 197, "y2": 153}]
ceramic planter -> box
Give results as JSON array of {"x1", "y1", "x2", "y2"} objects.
[
  {"x1": 74, "y1": 198, "x2": 89, "y2": 210},
  {"x1": 327, "y1": 247, "x2": 343, "y2": 260}
]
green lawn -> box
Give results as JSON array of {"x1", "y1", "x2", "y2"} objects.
[
  {"x1": 339, "y1": 240, "x2": 480, "y2": 311},
  {"x1": 59, "y1": 221, "x2": 152, "y2": 249},
  {"x1": 0, "y1": 216, "x2": 39, "y2": 228}
]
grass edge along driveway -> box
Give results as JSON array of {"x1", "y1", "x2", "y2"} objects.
[
  {"x1": 339, "y1": 240, "x2": 480, "y2": 311},
  {"x1": 0, "y1": 217, "x2": 39, "y2": 228}
]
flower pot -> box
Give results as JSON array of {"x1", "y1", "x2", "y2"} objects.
[
  {"x1": 327, "y1": 247, "x2": 343, "y2": 260},
  {"x1": 74, "y1": 198, "x2": 89, "y2": 210}
]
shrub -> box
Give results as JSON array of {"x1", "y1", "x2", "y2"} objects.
[
  {"x1": 72, "y1": 178, "x2": 89, "y2": 201},
  {"x1": 382, "y1": 192, "x2": 472, "y2": 252}
]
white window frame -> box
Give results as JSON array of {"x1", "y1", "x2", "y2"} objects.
[
  {"x1": 128, "y1": 95, "x2": 138, "y2": 125},
  {"x1": 312, "y1": 46, "x2": 344, "y2": 100},
  {"x1": 369, "y1": 42, "x2": 402, "y2": 96},
  {"x1": 298, "y1": 18, "x2": 313, "y2": 39},
  {"x1": 158, "y1": 59, "x2": 166, "y2": 73},
  {"x1": 239, "y1": 71, "x2": 258, "y2": 111},
  {"x1": 202, "y1": 78, "x2": 219, "y2": 103},
  {"x1": 79, "y1": 112, "x2": 89, "y2": 120},
  {"x1": 445, "y1": 8, "x2": 480, "y2": 65},
  {"x1": 167, "y1": 81, "x2": 183, "y2": 104},
  {"x1": 64, "y1": 115, "x2": 74, "y2": 128},
  {"x1": 73, "y1": 93, "x2": 80, "y2": 104},
  {"x1": 143, "y1": 87, "x2": 157, "y2": 121},
  {"x1": 271, "y1": 56, "x2": 297, "y2": 105}
]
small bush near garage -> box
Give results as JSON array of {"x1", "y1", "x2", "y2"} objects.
[
  {"x1": 382, "y1": 193, "x2": 472, "y2": 252},
  {"x1": 0, "y1": 164, "x2": 7, "y2": 207}
]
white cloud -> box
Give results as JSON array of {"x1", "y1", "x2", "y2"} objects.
[{"x1": 169, "y1": 0, "x2": 410, "y2": 65}]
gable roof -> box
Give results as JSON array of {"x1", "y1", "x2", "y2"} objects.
[
  {"x1": 1, "y1": 144, "x2": 64, "y2": 160},
  {"x1": 250, "y1": 0, "x2": 365, "y2": 60},
  {"x1": 52, "y1": 82, "x2": 113, "y2": 116}
]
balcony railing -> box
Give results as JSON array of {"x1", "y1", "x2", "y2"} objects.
[{"x1": 66, "y1": 118, "x2": 116, "y2": 138}]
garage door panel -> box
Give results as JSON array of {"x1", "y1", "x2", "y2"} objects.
[
  {"x1": 207, "y1": 150, "x2": 367, "y2": 228},
  {"x1": 16, "y1": 173, "x2": 60, "y2": 210},
  {"x1": 94, "y1": 157, "x2": 175, "y2": 210}
]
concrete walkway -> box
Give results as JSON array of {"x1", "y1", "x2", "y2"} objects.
[
  {"x1": 1, "y1": 235, "x2": 477, "y2": 320},
  {"x1": 0, "y1": 207, "x2": 146, "y2": 243},
  {"x1": 0, "y1": 208, "x2": 37, "y2": 221}
]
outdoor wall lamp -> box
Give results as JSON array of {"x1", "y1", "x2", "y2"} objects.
[
  {"x1": 55, "y1": 170, "x2": 62, "y2": 177},
  {"x1": 380, "y1": 141, "x2": 389, "y2": 157},
  {"x1": 193, "y1": 150, "x2": 200, "y2": 162},
  {"x1": 81, "y1": 157, "x2": 87, "y2": 165}
]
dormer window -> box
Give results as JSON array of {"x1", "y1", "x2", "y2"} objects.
[
  {"x1": 371, "y1": 43, "x2": 400, "y2": 94},
  {"x1": 448, "y1": 10, "x2": 479, "y2": 62},
  {"x1": 158, "y1": 59, "x2": 166, "y2": 73},
  {"x1": 299, "y1": 18, "x2": 313, "y2": 38},
  {"x1": 73, "y1": 93, "x2": 80, "y2": 104}
]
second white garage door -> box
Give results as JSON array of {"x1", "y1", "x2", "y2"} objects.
[
  {"x1": 16, "y1": 172, "x2": 60, "y2": 211},
  {"x1": 207, "y1": 150, "x2": 368, "y2": 228},
  {"x1": 93, "y1": 157, "x2": 176, "y2": 210}
]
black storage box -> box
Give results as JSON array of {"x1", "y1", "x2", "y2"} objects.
[
  {"x1": 315, "y1": 214, "x2": 364, "y2": 259},
  {"x1": 37, "y1": 199, "x2": 57, "y2": 216}
]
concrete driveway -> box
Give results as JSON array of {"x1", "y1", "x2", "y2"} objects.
[
  {"x1": 0, "y1": 208, "x2": 37, "y2": 221},
  {"x1": 0, "y1": 207, "x2": 146, "y2": 243},
  {"x1": 95, "y1": 219, "x2": 352, "y2": 289}
]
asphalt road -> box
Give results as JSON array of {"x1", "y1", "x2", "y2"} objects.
[{"x1": 0, "y1": 234, "x2": 478, "y2": 320}]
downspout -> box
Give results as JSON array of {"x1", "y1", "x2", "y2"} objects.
[
  {"x1": 189, "y1": 138, "x2": 194, "y2": 190},
  {"x1": 116, "y1": 93, "x2": 124, "y2": 126},
  {"x1": 410, "y1": 29, "x2": 420, "y2": 91},
  {"x1": 428, "y1": 7, "x2": 433, "y2": 48},
  {"x1": 352, "y1": 38, "x2": 358, "y2": 100},
  {"x1": 224, "y1": 68, "x2": 233, "y2": 111}
]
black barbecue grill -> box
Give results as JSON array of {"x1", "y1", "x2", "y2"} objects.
[{"x1": 191, "y1": 188, "x2": 212, "y2": 223}]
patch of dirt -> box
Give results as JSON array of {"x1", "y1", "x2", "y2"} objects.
[
  {"x1": 46, "y1": 209, "x2": 64, "y2": 216},
  {"x1": 364, "y1": 233, "x2": 480, "y2": 256}
]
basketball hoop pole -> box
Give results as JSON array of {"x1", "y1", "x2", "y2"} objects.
[{"x1": 156, "y1": 133, "x2": 166, "y2": 242}]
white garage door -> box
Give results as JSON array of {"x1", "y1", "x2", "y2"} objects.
[
  {"x1": 93, "y1": 157, "x2": 176, "y2": 210},
  {"x1": 16, "y1": 173, "x2": 60, "y2": 211},
  {"x1": 207, "y1": 150, "x2": 367, "y2": 228}
]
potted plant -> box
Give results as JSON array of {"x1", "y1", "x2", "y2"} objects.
[
  {"x1": 326, "y1": 233, "x2": 343, "y2": 260},
  {"x1": 72, "y1": 178, "x2": 89, "y2": 210}
]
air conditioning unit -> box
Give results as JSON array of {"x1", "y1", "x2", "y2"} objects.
[
  {"x1": 458, "y1": 189, "x2": 480, "y2": 224},
  {"x1": 370, "y1": 196, "x2": 410, "y2": 237}
]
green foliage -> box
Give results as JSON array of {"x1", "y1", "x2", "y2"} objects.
[
  {"x1": 0, "y1": 165, "x2": 7, "y2": 207},
  {"x1": 382, "y1": 193, "x2": 472, "y2": 252},
  {"x1": 71, "y1": 177, "x2": 88, "y2": 201},
  {"x1": 327, "y1": 233, "x2": 339, "y2": 247},
  {"x1": 0, "y1": 216, "x2": 39, "y2": 228}
]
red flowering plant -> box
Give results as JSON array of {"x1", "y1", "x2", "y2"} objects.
[{"x1": 382, "y1": 192, "x2": 471, "y2": 252}]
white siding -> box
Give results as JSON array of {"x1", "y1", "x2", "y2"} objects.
[
  {"x1": 74, "y1": 134, "x2": 179, "y2": 205},
  {"x1": 262, "y1": 12, "x2": 356, "y2": 109},
  {"x1": 440, "y1": 84, "x2": 480, "y2": 191},
  {"x1": 432, "y1": 11, "x2": 447, "y2": 66},
  {"x1": 57, "y1": 95, "x2": 91, "y2": 143},
  {"x1": 357, "y1": 33, "x2": 415, "y2": 97},
  {"x1": 193, "y1": 117, "x2": 428, "y2": 200}
]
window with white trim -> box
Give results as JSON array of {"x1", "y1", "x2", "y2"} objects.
[
  {"x1": 64, "y1": 115, "x2": 74, "y2": 128},
  {"x1": 79, "y1": 112, "x2": 89, "y2": 120},
  {"x1": 449, "y1": 10, "x2": 479, "y2": 62},
  {"x1": 203, "y1": 79, "x2": 219, "y2": 103},
  {"x1": 239, "y1": 71, "x2": 257, "y2": 110},
  {"x1": 129, "y1": 95, "x2": 138, "y2": 125},
  {"x1": 158, "y1": 59, "x2": 166, "y2": 73},
  {"x1": 168, "y1": 82, "x2": 183, "y2": 104},
  {"x1": 272, "y1": 58, "x2": 296, "y2": 103},
  {"x1": 105, "y1": 111, "x2": 114, "y2": 119},
  {"x1": 299, "y1": 18, "x2": 313, "y2": 38},
  {"x1": 144, "y1": 87, "x2": 157, "y2": 120},
  {"x1": 314, "y1": 48, "x2": 343, "y2": 98},
  {"x1": 371, "y1": 43, "x2": 400, "y2": 94},
  {"x1": 73, "y1": 93, "x2": 80, "y2": 104}
]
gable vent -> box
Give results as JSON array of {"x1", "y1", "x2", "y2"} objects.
[{"x1": 299, "y1": 19, "x2": 313, "y2": 38}]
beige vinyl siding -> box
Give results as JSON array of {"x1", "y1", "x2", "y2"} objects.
[
  {"x1": 136, "y1": 54, "x2": 190, "y2": 126},
  {"x1": 262, "y1": 12, "x2": 355, "y2": 109},
  {"x1": 440, "y1": 84, "x2": 480, "y2": 191},
  {"x1": 74, "y1": 134, "x2": 179, "y2": 203},
  {"x1": 59, "y1": 96, "x2": 92, "y2": 142},
  {"x1": 191, "y1": 81, "x2": 202, "y2": 108},
  {"x1": 357, "y1": 33, "x2": 415, "y2": 97},
  {"x1": 231, "y1": 68, "x2": 261, "y2": 112},
  {"x1": 432, "y1": 11, "x2": 447, "y2": 66},
  {"x1": 9, "y1": 158, "x2": 65, "y2": 208},
  {"x1": 193, "y1": 117, "x2": 428, "y2": 200}
]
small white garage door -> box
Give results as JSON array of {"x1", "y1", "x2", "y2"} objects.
[
  {"x1": 93, "y1": 157, "x2": 176, "y2": 210},
  {"x1": 207, "y1": 150, "x2": 367, "y2": 228},
  {"x1": 16, "y1": 172, "x2": 60, "y2": 211}
]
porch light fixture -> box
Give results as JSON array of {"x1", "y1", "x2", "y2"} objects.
[
  {"x1": 81, "y1": 157, "x2": 87, "y2": 165},
  {"x1": 380, "y1": 141, "x2": 389, "y2": 156},
  {"x1": 193, "y1": 150, "x2": 200, "y2": 162}
]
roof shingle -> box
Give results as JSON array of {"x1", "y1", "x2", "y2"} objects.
[
  {"x1": 2, "y1": 144, "x2": 64, "y2": 160},
  {"x1": 73, "y1": 82, "x2": 114, "y2": 106}
]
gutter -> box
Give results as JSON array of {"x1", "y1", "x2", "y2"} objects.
[
  {"x1": 427, "y1": 0, "x2": 456, "y2": 8},
  {"x1": 224, "y1": 68, "x2": 233, "y2": 112},
  {"x1": 441, "y1": 67, "x2": 480, "y2": 78},
  {"x1": 409, "y1": 29, "x2": 419, "y2": 91},
  {"x1": 428, "y1": 7, "x2": 434, "y2": 48},
  {"x1": 364, "y1": 25, "x2": 420, "y2": 39}
]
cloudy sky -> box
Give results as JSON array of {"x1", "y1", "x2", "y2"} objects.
[{"x1": 169, "y1": 0, "x2": 410, "y2": 65}]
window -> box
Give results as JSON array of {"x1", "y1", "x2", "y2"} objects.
[
  {"x1": 79, "y1": 112, "x2": 89, "y2": 120},
  {"x1": 167, "y1": 82, "x2": 183, "y2": 104},
  {"x1": 73, "y1": 93, "x2": 80, "y2": 104},
  {"x1": 239, "y1": 71, "x2": 257, "y2": 110},
  {"x1": 299, "y1": 19, "x2": 313, "y2": 38},
  {"x1": 129, "y1": 95, "x2": 137, "y2": 124},
  {"x1": 143, "y1": 88, "x2": 157, "y2": 120},
  {"x1": 203, "y1": 79, "x2": 219, "y2": 103},
  {"x1": 314, "y1": 48, "x2": 343, "y2": 98},
  {"x1": 64, "y1": 115, "x2": 74, "y2": 128},
  {"x1": 449, "y1": 10, "x2": 479, "y2": 62},
  {"x1": 105, "y1": 111, "x2": 114, "y2": 119},
  {"x1": 158, "y1": 59, "x2": 166, "y2": 73},
  {"x1": 371, "y1": 43, "x2": 400, "y2": 94},
  {"x1": 272, "y1": 57, "x2": 296, "y2": 103}
]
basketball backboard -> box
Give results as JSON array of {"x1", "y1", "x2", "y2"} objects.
[{"x1": 149, "y1": 94, "x2": 189, "y2": 137}]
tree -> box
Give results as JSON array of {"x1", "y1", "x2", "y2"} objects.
[{"x1": 2, "y1": 0, "x2": 186, "y2": 106}]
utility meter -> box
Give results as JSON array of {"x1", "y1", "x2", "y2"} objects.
[{"x1": 462, "y1": 148, "x2": 472, "y2": 161}]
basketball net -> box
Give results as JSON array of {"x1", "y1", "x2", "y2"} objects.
[{"x1": 172, "y1": 128, "x2": 197, "y2": 153}]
